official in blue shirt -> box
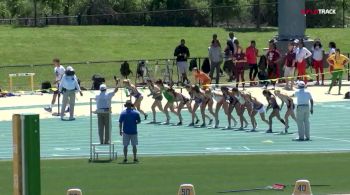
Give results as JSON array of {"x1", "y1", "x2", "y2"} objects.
[{"x1": 119, "y1": 100, "x2": 141, "y2": 163}]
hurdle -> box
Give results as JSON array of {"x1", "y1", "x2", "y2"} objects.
[
  {"x1": 9, "y1": 73, "x2": 35, "y2": 92},
  {"x1": 13, "y1": 114, "x2": 41, "y2": 195},
  {"x1": 89, "y1": 98, "x2": 116, "y2": 162}
]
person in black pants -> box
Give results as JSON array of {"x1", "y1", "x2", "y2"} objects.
[{"x1": 246, "y1": 40, "x2": 259, "y2": 86}]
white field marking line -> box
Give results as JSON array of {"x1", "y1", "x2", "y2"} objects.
[
  {"x1": 312, "y1": 136, "x2": 350, "y2": 143},
  {"x1": 243, "y1": 146, "x2": 251, "y2": 150},
  {"x1": 2, "y1": 148, "x2": 350, "y2": 158}
]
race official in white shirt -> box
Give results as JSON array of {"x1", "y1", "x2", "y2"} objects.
[
  {"x1": 95, "y1": 84, "x2": 118, "y2": 144},
  {"x1": 59, "y1": 66, "x2": 83, "y2": 120},
  {"x1": 293, "y1": 81, "x2": 314, "y2": 141}
]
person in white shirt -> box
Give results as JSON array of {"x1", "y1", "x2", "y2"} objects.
[
  {"x1": 228, "y1": 32, "x2": 237, "y2": 53},
  {"x1": 292, "y1": 39, "x2": 299, "y2": 54},
  {"x1": 59, "y1": 66, "x2": 83, "y2": 120},
  {"x1": 44, "y1": 58, "x2": 65, "y2": 112},
  {"x1": 295, "y1": 40, "x2": 312, "y2": 84},
  {"x1": 311, "y1": 40, "x2": 324, "y2": 85},
  {"x1": 293, "y1": 81, "x2": 313, "y2": 141},
  {"x1": 95, "y1": 84, "x2": 118, "y2": 144},
  {"x1": 208, "y1": 39, "x2": 223, "y2": 84}
]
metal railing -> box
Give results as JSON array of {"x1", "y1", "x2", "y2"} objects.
[{"x1": 1, "y1": 53, "x2": 349, "y2": 92}]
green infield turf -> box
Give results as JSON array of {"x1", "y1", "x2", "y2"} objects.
[
  {"x1": 0, "y1": 26, "x2": 349, "y2": 90},
  {"x1": 1, "y1": 154, "x2": 350, "y2": 195}
]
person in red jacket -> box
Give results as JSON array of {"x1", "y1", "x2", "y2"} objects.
[{"x1": 246, "y1": 40, "x2": 259, "y2": 86}]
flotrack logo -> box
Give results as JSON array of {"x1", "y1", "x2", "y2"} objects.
[{"x1": 301, "y1": 9, "x2": 336, "y2": 15}]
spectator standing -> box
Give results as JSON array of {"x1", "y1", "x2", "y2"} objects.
[
  {"x1": 223, "y1": 41, "x2": 234, "y2": 81},
  {"x1": 266, "y1": 42, "x2": 280, "y2": 90},
  {"x1": 326, "y1": 49, "x2": 349, "y2": 95},
  {"x1": 295, "y1": 40, "x2": 312, "y2": 84},
  {"x1": 311, "y1": 40, "x2": 324, "y2": 85},
  {"x1": 208, "y1": 39, "x2": 223, "y2": 84},
  {"x1": 246, "y1": 40, "x2": 259, "y2": 86},
  {"x1": 228, "y1": 32, "x2": 237, "y2": 53},
  {"x1": 293, "y1": 81, "x2": 313, "y2": 141},
  {"x1": 59, "y1": 66, "x2": 83, "y2": 121},
  {"x1": 95, "y1": 84, "x2": 118, "y2": 144},
  {"x1": 44, "y1": 58, "x2": 65, "y2": 112},
  {"x1": 119, "y1": 100, "x2": 141, "y2": 163},
  {"x1": 326, "y1": 41, "x2": 337, "y2": 74},
  {"x1": 228, "y1": 32, "x2": 237, "y2": 41},
  {"x1": 284, "y1": 42, "x2": 296, "y2": 90},
  {"x1": 212, "y1": 33, "x2": 221, "y2": 47},
  {"x1": 174, "y1": 39, "x2": 190, "y2": 84},
  {"x1": 233, "y1": 46, "x2": 247, "y2": 89}
]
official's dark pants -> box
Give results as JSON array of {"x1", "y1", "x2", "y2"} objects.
[{"x1": 97, "y1": 111, "x2": 111, "y2": 144}]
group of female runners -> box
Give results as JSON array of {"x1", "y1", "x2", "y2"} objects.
[{"x1": 121, "y1": 79, "x2": 297, "y2": 133}]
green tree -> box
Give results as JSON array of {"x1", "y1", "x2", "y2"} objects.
[
  {"x1": 0, "y1": 1, "x2": 11, "y2": 18},
  {"x1": 5, "y1": 0, "x2": 26, "y2": 17}
]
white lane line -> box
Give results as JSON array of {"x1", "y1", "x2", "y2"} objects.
[
  {"x1": 312, "y1": 136, "x2": 350, "y2": 143},
  {"x1": 243, "y1": 146, "x2": 251, "y2": 150}
]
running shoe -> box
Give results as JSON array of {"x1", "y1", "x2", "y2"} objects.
[
  {"x1": 44, "y1": 107, "x2": 52, "y2": 112},
  {"x1": 162, "y1": 121, "x2": 170, "y2": 125},
  {"x1": 195, "y1": 119, "x2": 200, "y2": 124},
  {"x1": 188, "y1": 123, "x2": 194, "y2": 127}
]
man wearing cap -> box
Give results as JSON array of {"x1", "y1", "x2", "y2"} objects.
[
  {"x1": 293, "y1": 81, "x2": 314, "y2": 141},
  {"x1": 119, "y1": 100, "x2": 141, "y2": 163},
  {"x1": 95, "y1": 84, "x2": 118, "y2": 144},
  {"x1": 59, "y1": 66, "x2": 83, "y2": 121}
]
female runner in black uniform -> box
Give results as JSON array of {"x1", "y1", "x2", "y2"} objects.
[
  {"x1": 274, "y1": 90, "x2": 297, "y2": 133},
  {"x1": 123, "y1": 79, "x2": 148, "y2": 120},
  {"x1": 262, "y1": 89, "x2": 286, "y2": 133}
]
